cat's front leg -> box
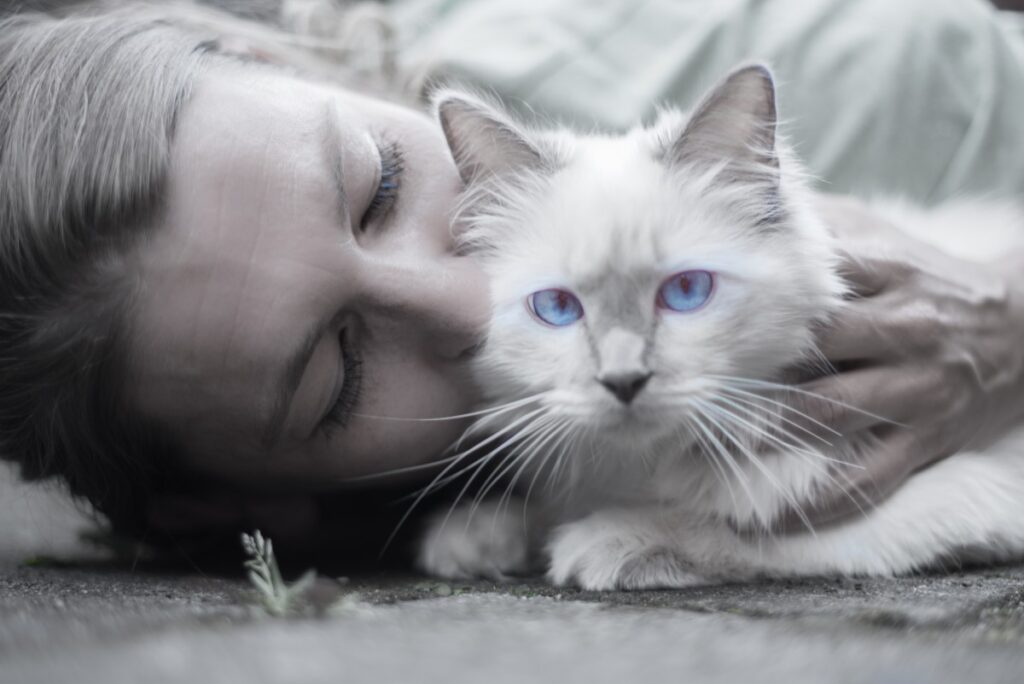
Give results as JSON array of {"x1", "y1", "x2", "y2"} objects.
[
  {"x1": 416, "y1": 498, "x2": 545, "y2": 581},
  {"x1": 547, "y1": 508, "x2": 715, "y2": 590}
]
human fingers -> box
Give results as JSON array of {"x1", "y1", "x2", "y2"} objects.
[
  {"x1": 813, "y1": 298, "x2": 902, "y2": 361},
  {"x1": 833, "y1": 250, "x2": 896, "y2": 298},
  {"x1": 782, "y1": 366, "x2": 944, "y2": 437}
]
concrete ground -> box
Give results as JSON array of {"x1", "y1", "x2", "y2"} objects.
[{"x1": 3, "y1": 465, "x2": 1024, "y2": 684}]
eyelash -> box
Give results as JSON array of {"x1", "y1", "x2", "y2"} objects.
[
  {"x1": 360, "y1": 139, "x2": 404, "y2": 231},
  {"x1": 320, "y1": 329, "x2": 363, "y2": 437}
]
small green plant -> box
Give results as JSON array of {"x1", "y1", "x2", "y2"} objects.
[{"x1": 240, "y1": 530, "x2": 316, "y2": 617}]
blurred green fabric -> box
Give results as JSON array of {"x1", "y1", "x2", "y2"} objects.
[{"x1": 391, "y1": 0, "x2": 1024, "y2": 204}]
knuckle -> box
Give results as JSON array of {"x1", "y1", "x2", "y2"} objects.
[{"x1": 893, "y1": 302, "x2": 943, "y2": 354}]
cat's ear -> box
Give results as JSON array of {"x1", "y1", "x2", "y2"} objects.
[
  {"x1": 433, "y1": 90, "x2": 546, "y2": 183},
  {"x1": 666, "y1": 64, "x2": 779, "y2": 181}
]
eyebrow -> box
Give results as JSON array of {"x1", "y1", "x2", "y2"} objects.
[{"x1": 260, "y1": 105, "x2": 349, "y2": 449}]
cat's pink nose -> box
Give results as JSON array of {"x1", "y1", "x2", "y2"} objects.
[{"x1": 598, "y1": 370, "x2": 652, "y2": 405}]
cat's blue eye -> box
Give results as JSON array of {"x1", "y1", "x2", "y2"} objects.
[
  {"x1": 529, "y1": 288, "x2": 584, "y2": 327},
  {"x1": 657, "y1": 270, "x2": 714, "y2": 312}
]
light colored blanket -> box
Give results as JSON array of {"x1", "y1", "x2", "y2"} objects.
[{"x1": 392, "y1": 0, "x2": 1024, "y2": 204}]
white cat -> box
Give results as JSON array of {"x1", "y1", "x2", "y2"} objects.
[{"x1": 416, "y1": 65, "x2": 1024, "y2": 590}]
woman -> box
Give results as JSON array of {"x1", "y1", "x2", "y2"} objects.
[{"x1": 1, "y1": 1, "x2": 1022, "y2": 562}]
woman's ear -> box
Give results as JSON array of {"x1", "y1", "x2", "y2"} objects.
[{"x1": 432, "y1": 89, "x2": 545, "y2": 183}]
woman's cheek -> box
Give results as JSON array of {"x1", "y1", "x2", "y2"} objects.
[{"x1": 341, "y1": 358, "x2": 469, "y2": 467}]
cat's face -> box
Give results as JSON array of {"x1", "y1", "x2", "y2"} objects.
[{"x1": 437, "y1": 66, "x2": 845, "y2": 453}]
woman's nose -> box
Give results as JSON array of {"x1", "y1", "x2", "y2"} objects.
[{"x1": 360, "y1": 253, "x2": 490, "y2": 359}]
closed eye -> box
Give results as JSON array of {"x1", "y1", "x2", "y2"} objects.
[
  {"x1": 319, "y1": 328, "x2": 363, "y2": 437},
  {"x1": 360, "y1": 138, "x2": 404, "y2": 232}
]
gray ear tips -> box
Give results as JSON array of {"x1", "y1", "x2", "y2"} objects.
[
  {"x1": 431, "y1": 90, "x2": 470, "y2": 126},
  {"x1": 740, "y1": 63, "x2": 774, "y2": 81},
  {"x1": 732, "y1": 63, "x2": 778, "y2": 103},
  {"x1": 721, "y1": 63, "x2": 779, "y2": 131},
  {"x1": 666, "y1": 61, "x2": 782, "y2": 175},
  {"x1": 430, "y1": 90, "x2": 490, "y2": 157},
  {"x1": 430, "y1": 86, "x2": 485, "y2": 120},
  {"x1": 726, "y1": 63, "x2": 776, "y2": 97},
  {"x1": 728, "y1": 62, "x2": 774, "y2": 83},
  {"x1": 428, "y1": 88, "x2": 547, "y2": 180}
]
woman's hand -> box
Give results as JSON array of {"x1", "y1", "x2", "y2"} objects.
[{"x1": 774, "y1": 195, "x2": 1024, "y2": 532}]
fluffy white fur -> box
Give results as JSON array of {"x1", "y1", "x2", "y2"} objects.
[{"x1": 416, "y1": 65, "x2": 1024, "y2": 589}]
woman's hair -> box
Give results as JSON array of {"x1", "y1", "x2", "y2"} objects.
[
  {"x1": 0, "y1": 2, "x2": 412, "y2": 545},
  {"x1": 0, "y1": 10, "x2": 218, "y2": 538}
]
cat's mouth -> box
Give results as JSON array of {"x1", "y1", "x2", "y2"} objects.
[{"x1": 593, "y1": 403, "x2": 667, "y2": 434}]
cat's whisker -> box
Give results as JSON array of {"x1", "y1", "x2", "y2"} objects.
[
  {"x1": 657, "y1": 385, "x2": 842, "y2": 451},
  {"x1": 336, "y1": 453, "x2": 462, "y2": 484},
  {"x1": 805, "y1": 341, "x2": 839, "y2": 379},
  {"x1": 815, "y1": 458, "x2": 878, "y2": 524},
  {"x1": 433, "y1": 412, "x2": 552, "y2": 511},
  {"x1": 707, "y1": 392, "x2": 860, "y2": 470},
  {"x1": 695, "y1": 399, "x2": 817, "y2": 537},
  {"x1": 379, "y1": 407, "x2": 548, "y2": 555},
  {"x1": 704, "y1": 397, "x2": 856, "y2": 536},
  {"x1": 712, "y1": 387, "x2": 838, "y2": 444},
  {"x1": 707, "y1": 383, "x2": 888, "y2": 528},
  {"x1": 543, "y1": 422, "x2": 576, "y2": 496},
  {"x1": 510, "y1": 417, "x2": 574, "y2": 500},
  {"x1": 811, "y1": 432, "x2": 897, "y2": 524},
  {"x1": 705, "y1": 374, "x2": 902, "y2": 427},
  {"x1": 705, "y1": 393, "x2": 819, "y2": 458},
  {"x1": 427, "y1": 412, "x2": 557, "y2": 547},
  {"x1": 548, "y1": 424, "x2": 591, "y2": 497},
  {"x1": 353, "y1": 392, "x2": 546, "y2": 423},
  {"x1": 523, "y1": 418, "x2": 578, "y2": 527},
  {"x1": 450, "y1": 394, "x2": 550, "y2": 453},
  {"x1": 687, "y1": 408, "x2": 761, "y2": 525},
  {"x1": 710, "y1": 393, "x2": 882, "y2": 529},
  {"x1": 469, "y1": 415, "x2": 562, "y2": 522},
  {"x1": 470, "y1": 415, "x2": 559, "y2": 502},
  {"x1": 343, "y1": 400, "x2": 552, "y2": 484},
  {"x1": 496, "y1": 418, "x2": 574, "y2": 530},
  {"x1": 693, "y1": 382, "x2": 843, "y2": 439},
  {"x1": 677, "y1": 420, "x2": 741, "y2": 519}
]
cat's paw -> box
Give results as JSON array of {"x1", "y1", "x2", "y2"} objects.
[
  {"x1": 546, "y1": 511, "x2": 708, "y2": 590},
  {"x1": 416, "y1": 500, "x2": 533, "y2": 581}
]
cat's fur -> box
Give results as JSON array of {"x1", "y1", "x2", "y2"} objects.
[{"x1": 417, "y1": 65, "x2": 1024, "y2": 589}]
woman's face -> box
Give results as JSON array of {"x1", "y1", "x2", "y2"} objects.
[{"x1": 129, "y1": 68, "x2": 489, "y2": 491}]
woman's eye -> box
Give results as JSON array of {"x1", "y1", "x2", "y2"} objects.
[
  {"x1": 657, "y1": 270, "x2": 714, "y2": 312},
  {"x1": 320, "y1": 328, "x2": 363, "y2": 437},
  {"x1": 359, "y1": 140, "x2": 404, "y2": 232},
  {"x1": 528, "y1": 288, "x2": 584, "y2": 327}
]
